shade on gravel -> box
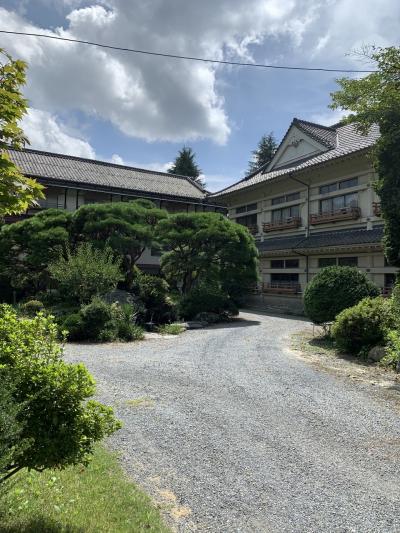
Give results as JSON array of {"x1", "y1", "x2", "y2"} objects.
[{"x1": 64, "y1": 311, "x2": 400, "y2": 533}]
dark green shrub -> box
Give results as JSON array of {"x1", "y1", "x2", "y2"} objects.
[
  {"x1": 332, "y1": 297, "x2": 394, "y2": 354},
  {"x1": 381, "y1": 330, "x2": 400, "y2": 370},
  {"x1": 0, "y1": 305, "x2": 120, "y2": 481},
  {"x1": 179, "y1": 284, "x2": 238, "y2": 320},
  {"x1": 304, "y1": 266, "x2": 380, "y2": 324},
  {"x1": 116, "y1": 322, "x2": 145, "y2": 341},
  {"x1": 136, "y1": 273, "x2": 176, "y2": 324},
  {"x1": 157, "y1": 323, "x2": 185, "y2": 335},
  {"x1": 20, "y1": 299, "x2": 44, "y2": 317},
  {"x1": 80, "y1": 297, "x2": 117, "y2": 341},
  {"x1": 62, "y1": 313, "x2": 85, "y2": 341}
]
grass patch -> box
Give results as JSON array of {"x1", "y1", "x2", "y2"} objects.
[
  {"x1": 157, "y1": 324, "x2": 185, "y2": 336},
  {"x1": 0, "y1": 445, "x2": 169, "y2": 533},
  {"x1": 291, "y1": 330, "x2": 337, "y2": 358},
  {"x1": 124, "y1": 397, "x2": 155, "y2": 408}
]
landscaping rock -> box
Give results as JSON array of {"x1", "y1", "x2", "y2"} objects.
[
  {"x1": 185, "y1": 320, "x2": 207, "y2": 329},
  {"x1": 368, "y1": 346, "x2": 386, "y2": 362},
  {"x1": 103, "y1": 289, "x2": 135, "y2": 306}
]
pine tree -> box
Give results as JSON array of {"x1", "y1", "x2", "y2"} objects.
[
  {"x1": 247, "y1": 133, "x2": 278, "y2": 174},
  {"x1": 168, "y1": 147, "x2": 203, "y2": 185}
]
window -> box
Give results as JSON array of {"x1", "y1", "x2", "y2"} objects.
[
  {"x1": 236, "y1": 213, "x2": 257, "y2": 228},
  {"x1": 271, "y1": 273, "x2": 299, "y2": 284},
  {"x1": 385, "y1": 273, "x2": 396, "y2": 288},
  {"x1": 320, "y1": 177, "x2": 358, "y2": 195},
  {"x1": 318, "y1": 257, "x2": 337, "y2": 268},
  {"x1": 338, "y1": 256, "x2": 358, "y2": 267},
  {"x1": 271, "y1": 192, "x2": 300, "y2": 205},
  {"x1": 271, "y1": 204, "x2": 300, "y2": 223},
  {"x1": 319, "y1": 257, "x2": 358, "y2": 268},
  {"x1": 270, "y1": 259, "x2": 299, "y2": 269},
  {"x1": 236, "y1": 203, "x2": 257, "y2": 214},
  {"x1": 320, "y1": 192, "x2": 358, "y2": 213},
  {"x1": 271, "y1": 260, "x2": 284, "y2": 269}
]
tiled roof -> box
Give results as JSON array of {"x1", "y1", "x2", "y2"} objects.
[
  {"x1": 293, "y1": 119, "x2": 337, "y2": 149},
  {"x1": 212, "y1": 122, "x2": 379, "y2": 198},
  {"x1": 7, "y1": 148, "x2": 207, "y2": 201},
  {"x1": 258, "y1": 227, "x2": 384, "y2": 253}
]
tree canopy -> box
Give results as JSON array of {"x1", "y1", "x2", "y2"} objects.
[
  {"x1": 247, "y1": 132, "x2": 278, "y2": 174},
  {"x1": 71, "y1": 200, "x2": 168, "y2": 288},
  {"x1": 0, "y1": 48, "x2": 43, "y2": 217},
  {"x1": 330, "y1": 46, "x2": 400, "y2": 265},
  {"x1": 156, "y1": 212, "x2": 258, "y2": 298},
  {"x1": 168, "y1": 147, "x2": 203, "y2": 185}
]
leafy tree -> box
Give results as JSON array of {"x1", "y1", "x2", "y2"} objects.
[
  {"x1": 71, "y1": 200, "x2": 167, "y2": 288},
  {"x1": 0, "y1": 305, "x2": 120, "y2": 483},
  {"x1": 0, "y1": 48, "x2": 43, "y2": 217},
  {"x1": 330, "y1": 45, "x2": 400, "y2": 265},
  {"x1": 49, "y1": 243, "x2": 123, "y2": 304},
  {"x1": 0, "y1": 209, "x2": 72, "y2": 295},
  {"x1": 168, "y1": 146, "x2": 203, "y2": 185},
  {"x1": 157, "y1": 212, "x2": 258, "y2": 298},
  {"x1": 247, "y1": 132, "x2": 278, "y2": 174}
]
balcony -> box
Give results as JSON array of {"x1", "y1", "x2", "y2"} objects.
[
  {"x1": 262, "y1": 282, "x2": 301, "y2": 295},
  {"x1": 246, "y1": 225, "x2": 259, "y2": 235},
  {"x1": 372, "y1": 202, "x2": 382, "y2": 217},
  {"x1": 309, "y1": 206, "x2": 361, "y2": 225},
  {"x1": 263, "y1": 217, "x2": 302, "y2": 233}
]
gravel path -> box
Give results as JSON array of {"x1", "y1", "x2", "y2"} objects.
[{"x1": 64, "y1": 311, "x2": 400, "y2": 533}]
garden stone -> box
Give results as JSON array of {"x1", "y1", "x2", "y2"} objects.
[
  {"x1": 185, "y1": 321, "x2": 207, "y2": 329},
  {"x1": 368, "y1": 346, "x2": 386, "y2": 362},
  {"x1": 103, "y1": 289, "x2": 134, "y2": 306}
]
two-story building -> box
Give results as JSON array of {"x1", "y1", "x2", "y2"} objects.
[
  {"x1": 6, "y1": 147, "x2": 225, "y2": 272},
  {"x1": 212, "y1": 118, "x2": 394, "y2": 314}
]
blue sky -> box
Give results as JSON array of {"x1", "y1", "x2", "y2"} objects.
[{"x1": 1, "y1": 0, "x2": 399, "y2": 190}]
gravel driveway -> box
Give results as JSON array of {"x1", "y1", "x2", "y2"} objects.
[{"x1": 64, "y1": 311, "x2": 400, "y2": 533}]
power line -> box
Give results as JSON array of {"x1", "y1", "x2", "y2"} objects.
[{"x1": 0, "y1": 29, "x2": 377, "y2": 73}]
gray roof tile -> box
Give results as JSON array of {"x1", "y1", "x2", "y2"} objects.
[
  {"x1": 212, "y1": 122, "x2": 379, "y2": 198},
  {"x1": 258, "y1": 227, "x2": 384, "y2": 253},
  {"x1": 7, "y1": 148, "x2": 207, "y2": 201}
]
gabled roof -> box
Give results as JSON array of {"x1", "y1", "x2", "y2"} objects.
[
  {"x1": 7, "y1": 148, "x2": 208, "y2": 202},
  {"x1": 257, "y1": 227, "x2": 384, "y2": 253},
  {"x1": 212, "y1": 121, "x2": 379, "y2": 198}
]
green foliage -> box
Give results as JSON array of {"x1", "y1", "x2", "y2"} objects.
[
  {"x1": 157, "y1": 212, "x2": 258, "y2": 298},
  {"x1": 330, "y1": 46, "x2": 400, "y2": 265},
  {"x1": 0, "y1": 48, "x2": 44, "y2": 216},
  {"x1": 332, "y1": 297, "x2": 393, "y2": 354},
  {"x1": 20, "y1": 299, "x2": 44, "y2": 317},
  {"x1": 0, "y1": 369, "x2": 29, "y2": 477},
  {"x1": 380, "y1": 330, "x2": 400, "y2": 370},
  {"x1": 179, "y1": 283, "x2": 238, "y2": 320},
  {"x1": 71, "y1": 200, "x2": 167, "y2": 288},
  {"x1": 168, "y1": 146, "x2": 203, "y2": 185},
  {"x1": 157, "y1": 323, "x2": 185, "y2": 335},
  {"x1": 0, "y1": 305, "x2": 120, "y2": 481},
  {"x1": 0, "y1": 209, "x2": 72, "y2": 294},
  {"x1": 49, "y1": 242, "x2": 123, "y2": 304},
  {"x1": 247, "y1": 132, "x2": 278, "y2": 174},
  {"x1": 390, "y1": 282, "x2": 400, "y2": 328},
  {"x1": 79, "y1": 297, "x2": 115, "y2": 341},
  {"x1": 62, "y1": 312, "x2": 85, "y2": 341},
  {"x1": 135, "y1": 271, "x2": 176, "y2": 324},
  {"x1": 304, "y1": 266, "x2": 380, "y2": 324}
]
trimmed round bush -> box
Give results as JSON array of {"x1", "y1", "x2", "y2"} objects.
[
  {"x1": 62, "y1": 312, "x2": 85, "y2": 341},
  {"x1": 332, "y1": 296, "x2": 394, "y2": 355},
  {"x1": 21, "y1": 299, "x2": 44, "y2": 317},
  {"x1": 304, "y1": 266, "x2": 380, "y2": 324},
  {"x1": 80, "y1": 297, "x2": 116, "y2": 341},
  {"x1": 179, "y1": 284, "x2": 238, "y2": 320}
]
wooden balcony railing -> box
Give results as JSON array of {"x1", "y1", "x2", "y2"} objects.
[
  {"x1": 309, "y1": 206, "x2": 361, "y2": 225},
  {"x1": 263, "y1": 217, "x2": 302, "y2": 233},
  {"x1": 262, "y1": 282, "x2": 302, "y2": 295},
  {"x1": 372, "y1": 202, "x2": 382, "y2": 217},
  {"x1": 246, "y1": 225, "x2": 259, "y2": 235}
]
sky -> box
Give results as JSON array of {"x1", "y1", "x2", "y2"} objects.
[{"x1": 0, "y1": 0, "x2": 399, "y2": 191}]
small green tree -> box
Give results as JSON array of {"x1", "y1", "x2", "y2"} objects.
[
  {"x1": 330, "y1": 46, "x2": 400, "y2": 265},
  {"x1": 168, "y1": 147, "x2": 203, "y2": 185},
  {"x1": 157, "y1": 212, "x2": 258, "y2": 298},
  {"x1": 71, "y1": 200, "x2": 167, "y2": 289},
  {"x1": 49, "y1": 243, "x2": 123, "y2": 304},
  {"x1": 247, "y1": 132, "x2": 278, "y2": 174},
  {"x1": 0, "y1": 49, "x2": 43, "y2": 217},
  {"x1": 0, "y1": 306, "x2": 120, "y2": 483},
  {"x1": 0, "y1": 209, "x2": 72, "y2": 295}
]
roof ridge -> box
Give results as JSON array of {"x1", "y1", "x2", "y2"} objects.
[
  {"x1": 293, "y1": 118, "x2": 337, "y2": 132},
  {"x1": 7, "y1": 146, "x2": 206, "y2": 193}
]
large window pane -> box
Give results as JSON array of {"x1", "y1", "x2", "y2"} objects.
[
  {"x1": 290, "y1": 205, "x2": 300, "y2": 218},
  {"x1": 271, "y1": 259, "x2": 284, "y2": 269},
  {"x1": 285, "y1": 259, "x2": 299, "y2": 268},
  {"x1": 320, "y1": 198, "x2": 332, "y2": 213},
  {"x1": 338, "y1": 257, "x2": 358, "y2": 266},
  {"x1": 339, "y1": 177, "x2": 358, "y2": 189},
  {"x1": 333, "y1": 195, "x2": 345, "y2": 210},
  {"x1": 344, "y1": 193, "x2": 358, "y2": 207},
  {"x1": 272, "y1": 195, "x2": 285, "y2": 205},
  {"x1": 320, "y1": 182, "x2": 337, "y2": 194},
  {"x1": 318, "y1": 257, "x2": 337, "y2": 268}
]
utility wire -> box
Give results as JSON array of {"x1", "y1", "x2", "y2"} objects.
[{"x1": 0, "y1": 29, "x2": 377, "y2": 73}]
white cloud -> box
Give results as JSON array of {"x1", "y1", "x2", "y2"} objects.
[
  {"x1": 0, "y1": 1, "x2": 317, "y2": 145},
  {"x1": 310, "y1": 108, "x2": 349, "y2": 127},
  {"x1": 22, "y1": 108, "x2": 96, "y2": 158}
]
